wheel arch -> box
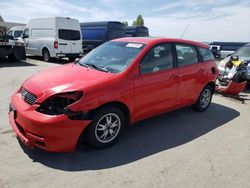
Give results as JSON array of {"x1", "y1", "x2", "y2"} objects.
[{"x1": 89, "y1": 101, "x2": 131, "y2": 126}]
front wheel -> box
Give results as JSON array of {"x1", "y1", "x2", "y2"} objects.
[
  {"x1": 86, "y1": 107, "x2": 125, "y2": 149},
  {"x1": 193, "y1": 85, "x2": 212, "y2": 112}
]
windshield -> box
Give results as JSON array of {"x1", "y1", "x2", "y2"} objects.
[
  {"x1": 79, "y1": 41, "x2": 145, "y2": 73},
  {"x1": 234, "y1": 45, "x2": 250, "y2": 58}
]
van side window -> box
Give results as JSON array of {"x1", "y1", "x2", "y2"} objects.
[
  {"x1": 198, "y1": 47, "x2": 215, "y2": 61},
  {"x1": 140, "y1": 43, "x2": 174, "y2": 74},
  {"x1": 176, "y1": 44, "x2": 198, "y2": 66},
  {"x1": 23, "y1": 29, "x2": 29, "y2": 38}
]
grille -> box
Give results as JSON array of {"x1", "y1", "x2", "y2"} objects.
[{"x1": 21, "y1": 88, "x2": 37, "y2": 105}]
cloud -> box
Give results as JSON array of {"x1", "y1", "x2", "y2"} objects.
[
  {"x1": 0, "y1": 0, "x2": 125, "y2": 23},
  {"x1": 0, "y1": 0, "x2": 250, "y2": 41},
  {"x1": 145, "y1": 2, "x2": 250, "y2": 42}
]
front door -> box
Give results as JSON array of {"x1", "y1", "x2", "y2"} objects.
[{"x1": 134, "y1": 43, "x2": 178, "y2": 121}]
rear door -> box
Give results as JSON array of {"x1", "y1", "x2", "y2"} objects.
[
  {"x1": 57, "y1": 18, "x2": 82, "y2": 54},
  {"x1": 57, "y1": 29, "x2": 74, "y2": 53},
  {"x1": 174, "y1": 43, "x2": 207, "y2": 106},
  {"x1": 134, "y1": 43, "x2": 178, "y2": 121}
]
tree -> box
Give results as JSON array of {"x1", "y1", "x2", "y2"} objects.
[
  {"x1": 133, "y1": 15, "x2": 144, "y2": 27},
  {"x1": 0, "y1": 15, "x2": 4, "y2": 22},
  {"x1": 122, "y1": 21, "x2": 128, "y2": 26}
]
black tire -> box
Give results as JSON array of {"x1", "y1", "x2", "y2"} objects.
[
  {"x1": 86, "y1": 107, "x2": 125, "y2": 149},
  {"x1": 68, "y1": 57, "x2": 76, "y2": 62},
  {"x1": 193, "y1": 85, "x2": 212, "y2": 112},
  {"x1": 42, "y1": 48, "x2": 51, "y2": 62}
]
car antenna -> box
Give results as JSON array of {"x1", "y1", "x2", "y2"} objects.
[{"x1": 180, "y1": 24, "x2": 189, "y2": 39}]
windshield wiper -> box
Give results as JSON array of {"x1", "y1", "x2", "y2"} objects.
[
  {"x1": 86, "y1": 63, "x2": 109, "y2": 73},
  {"x1": 74, "y1": 60, "x2": 90, "y2": 68}
]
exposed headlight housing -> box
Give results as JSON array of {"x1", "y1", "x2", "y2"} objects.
[{"x1": 36, "y1": 91, "x2": 83, "y2": 115}]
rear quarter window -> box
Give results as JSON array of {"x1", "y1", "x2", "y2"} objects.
[
  {"x1": 198, "y1": 47, "x2": 215, "y2": 61},
  {"x1": 175, "y1": 43, "x2": 198, "y2": 67}
]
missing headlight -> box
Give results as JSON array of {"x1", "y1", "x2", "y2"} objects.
[{"x1": 36, "y1": 91, "x2": 83, "y2": 115}]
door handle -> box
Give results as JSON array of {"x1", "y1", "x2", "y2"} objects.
[
  {"x1": 199, "y1": 68, "x2": 205, "y2": 73},
  {"x1": 169, "y1": 74, "x2": 178, "y2": 79}
]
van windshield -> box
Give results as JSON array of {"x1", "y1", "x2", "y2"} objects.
[
  {"x1": 79, "y1": 41, "x2": 145, "y2": 73},
  {"x1": 58, "y1": 29, "x2": 80, "y2": 40}
]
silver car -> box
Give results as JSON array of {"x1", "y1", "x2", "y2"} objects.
[{"x1": 218, "y1": 43, "x2": 250, "y2": 81}]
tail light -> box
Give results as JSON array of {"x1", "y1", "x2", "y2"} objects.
[{"x1": 54, "y1": 41, "x2": 58, "y2": 49}]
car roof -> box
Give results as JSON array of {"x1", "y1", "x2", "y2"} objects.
[{"x1": 113, "y1": 37, "x2": 209, "y2": 48}]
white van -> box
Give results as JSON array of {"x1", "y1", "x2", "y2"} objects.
[{"x1": 22, "y1": 17, "x2": 83, "y2": 62}]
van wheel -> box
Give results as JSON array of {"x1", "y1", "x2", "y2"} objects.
[
  {"x1": 193, "y1": 85, "x2": 212, "y2": 112},
  {"x1": 86, "y1": 107, "x2": 125, "y2": 149},
  {"x1": 42, "y1": 49, "x2": 50, "y2": 62},
  {"x1": 68, "y1": 57, "x2": 76, "y2": 62}
]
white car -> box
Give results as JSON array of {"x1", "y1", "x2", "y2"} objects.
[
  {"x1": 7, "y1": 26, "x2": 25, "y2": 40},
  {"x1": 22, "y1": 17, "x2": 83, "y2": 62},
  {"x1": 218, "y1": 43, "x2": 250, "y2": 81}
]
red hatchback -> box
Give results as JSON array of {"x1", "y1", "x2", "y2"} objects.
[{"x1": 9, "y1": 37, "x2": 218, "y2": 152}]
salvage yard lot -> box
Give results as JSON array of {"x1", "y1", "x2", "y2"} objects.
[{"x1": 0, "y1": 58, "x2": 250, "y2": 188}]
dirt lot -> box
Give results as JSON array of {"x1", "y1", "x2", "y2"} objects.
[{"x1": 0, "y1": 58, "x2": 250, "y2": 188}]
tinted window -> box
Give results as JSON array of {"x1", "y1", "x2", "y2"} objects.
[
  {"x1": 198, "y1": 47, "x2": 215, "y2": 61},
  {"x1": 176, "y1": 44, "x2": 198, "y2": 67},
  {"x1": 140, "y1": 43, "x2": 174, "y2": 74},
  {"x1": 58, "y1": 29, "x2": 80, "y2": 40}
]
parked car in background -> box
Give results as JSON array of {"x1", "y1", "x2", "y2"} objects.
[
  {"x1": 80, "y1": 21, "x2": 126, "y2": 52},
  {"x1": 9, "y1": 37, "x2": 218, "y2": 152},
  {"x1": 218, "y1": 43, "x2": 250, "y2": 81},
  {"x1": 210, "y1": 45, "x2": 221, "y2": 58},
  {"x1": 6, "y1": 26, "x2": 25, "y2": 40},
  {"x1": 22, "y1": 17, "x2": 83, "y2": 62},
  {"x1": 210, "y1": 42, "x2": 248, "y2": 59},
  {"x1": 125, "y1": 26, "x2": 149, "y2": 37}
]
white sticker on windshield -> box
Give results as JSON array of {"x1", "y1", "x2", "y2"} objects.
[{"x1": 126, "y1": 43, "x2": 143, "y2": 48}]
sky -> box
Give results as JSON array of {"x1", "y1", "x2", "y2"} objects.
[{"x1": 0, "y1": 0, "x2": 250, "y2": 42}]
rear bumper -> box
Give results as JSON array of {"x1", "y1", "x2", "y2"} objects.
[
  {"x1": 56, "y1": 53, "x2": 83, "y2": 58},
  {"x1": 8, "y1": 93, "x2": 91, "y2": 152}
]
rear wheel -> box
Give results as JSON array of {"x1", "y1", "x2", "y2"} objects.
[
  {"x1": 42, "y1": 48, "x2": 50, "y2": 62},
  {"x1": 86, "y1": 107, "x2": 125, "y2": 149},
  {"x1": 193, "y1": 85, "x2": 212, "y2": 112}
]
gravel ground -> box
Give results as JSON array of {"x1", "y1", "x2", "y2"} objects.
[{"x1": 0, "y1": 58, "x2": 249, "y2": 188}]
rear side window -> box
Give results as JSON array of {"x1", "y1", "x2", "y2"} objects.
[
  {"x1": 198, "y1": 47, "x2": 215, "y2": 61},
  {"x1": 176, "y1": 44, "x2": 198, "y2": 67},
  {"x1": 58, "y1": 29, "x2": 80, "y2": 40},
  {"x1": 140, "y1": 43, "x2": 174, "y2": 74}
]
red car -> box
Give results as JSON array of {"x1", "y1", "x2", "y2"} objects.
[{"x1": 9, "y1": 37, "x2": 218, "y2": 152}]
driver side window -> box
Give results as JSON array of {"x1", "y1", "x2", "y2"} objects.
[
  {"x1": 23, "y1": 29, "x2": 29, "y2": 38},
  {"x1": 140, "y1": 43, "x2": 173, "y2": 74}
]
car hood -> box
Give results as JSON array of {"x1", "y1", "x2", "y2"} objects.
[{"x1": 22, "y1": 63, "x2": 114, "y2": 98}]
